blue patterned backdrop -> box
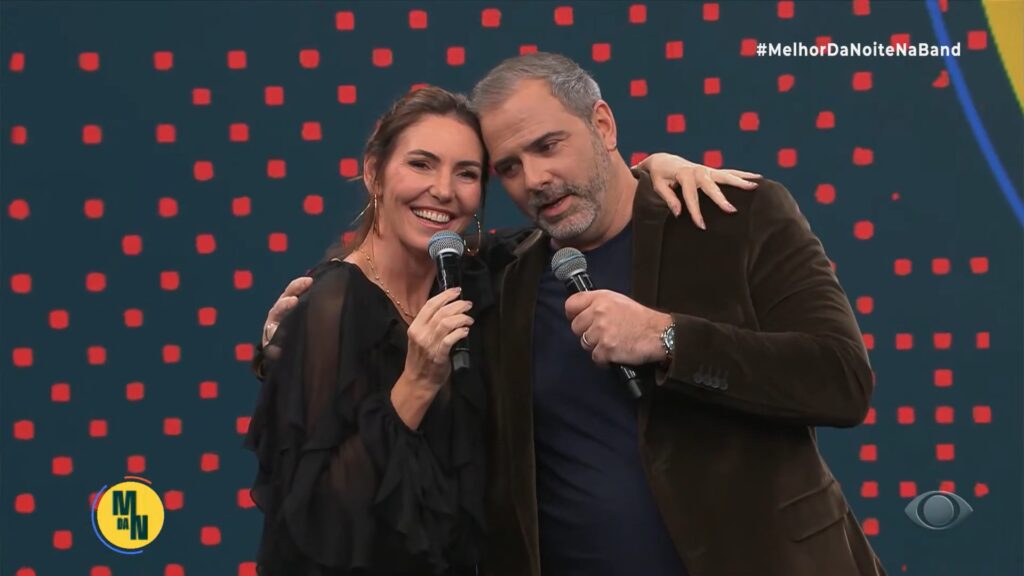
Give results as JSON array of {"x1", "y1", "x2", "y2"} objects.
[{"x1": 2, "y1": 1, "x2": 1022, "y2": 574}]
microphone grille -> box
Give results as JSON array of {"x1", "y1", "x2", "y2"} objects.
[
  {"x1": 428, "y1": 231, "x2": 465, "y2": 259},
  {"x1": 551, "y1": 247, "x2": 587, "y2": 281}
]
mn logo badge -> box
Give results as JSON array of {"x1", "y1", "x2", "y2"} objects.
[{"x1": 92, "y1": 476, "x2": 165, "y2": 554}]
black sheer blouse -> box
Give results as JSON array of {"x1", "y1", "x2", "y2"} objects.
[{"x1": 243, "y1": 255, "x2": 494, "y2": 575}]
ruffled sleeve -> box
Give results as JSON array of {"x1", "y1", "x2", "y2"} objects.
[{"x1": 243, "y1": 260, "x2": 488, "y2": 575}]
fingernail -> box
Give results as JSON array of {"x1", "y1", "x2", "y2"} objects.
[
  {"x1": 673, "y1": 206, "x2": 682, "y2": 217},
  {"x1": 726, "y1": 203, "x2": 737, "y2": 212},
  {"x1": 698, "y1": 219, "x2": 707, "y2": 230}
]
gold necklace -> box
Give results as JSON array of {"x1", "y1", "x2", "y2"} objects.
[{"x1": 358, "y1": 243, "x2": 417, "y2": 323}]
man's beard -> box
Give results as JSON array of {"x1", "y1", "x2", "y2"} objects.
[{"x1": 529, "y1": 136, "x2": 610, "y2": 242}]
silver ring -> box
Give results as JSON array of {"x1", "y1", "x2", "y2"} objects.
[{"x1": 581, "y1": 332, "x2": 593, "y2": 348}]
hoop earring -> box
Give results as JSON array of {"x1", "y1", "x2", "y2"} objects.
[{"x1": 466, "y1": 213, "x2": 482, "y2": 256}]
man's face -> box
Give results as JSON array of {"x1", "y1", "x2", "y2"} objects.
[{"x1": 480, "y1": 79, "x2": 611, "y2": 242}]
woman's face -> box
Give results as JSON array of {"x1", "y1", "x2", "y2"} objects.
[{"x1": 369, "y1": 115, "x2": 485, "y2": 254}]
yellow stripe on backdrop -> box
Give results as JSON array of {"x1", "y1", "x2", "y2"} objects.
[{"x1": 982, "y1": 0, "x2": 1024, "y2": 112}]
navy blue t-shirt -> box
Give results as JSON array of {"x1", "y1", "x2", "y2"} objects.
[{"x1": 532, "y1": 225, "x2": 687, "y2": 575}]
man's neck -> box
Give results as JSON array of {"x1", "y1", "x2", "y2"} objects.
[{"x1": 554, "y1": 159, "x2": 638, "y2": 253}]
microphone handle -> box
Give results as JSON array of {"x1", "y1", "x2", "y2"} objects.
[
  {"x1": 436, "y1": 251, "x2": 471, "y2": 374},
  {"x1": 563, "y1": 272, "x2": 643, "y2": 399}
]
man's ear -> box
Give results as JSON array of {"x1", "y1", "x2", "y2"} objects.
[{"x1": 591, "y1": 100, "x2": 618, "y2": 151}]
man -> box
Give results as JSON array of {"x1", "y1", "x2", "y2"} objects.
[{"x1": 259, "y1": 53, "x2": 885, "y2": 575}]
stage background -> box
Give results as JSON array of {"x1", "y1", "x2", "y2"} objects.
[{"x1": 2, "y1": 1, "x2": 1022, "y2": 574}]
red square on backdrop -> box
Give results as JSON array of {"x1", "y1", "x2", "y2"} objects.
[
  {"x1": 777, "y1": 1, "x2": 794, "y2": 19},
  {"x1": 630, "y1": 79, "x2": 647, "y2": 97},
  {"x1": 703, "y1": 3, "x2": 719, "y2": 20},
  {"x1": 816, "y1": 111, "x2": 835, "y2": 129},
  {"x1": 778, "y1": 74, "x2": 795, "y2": 92},
  {"x1": 198, "y1": 307, "x2": 217, "y2": 326},
  {"x1": 124, "y1": 309, "x2": 143, "y2": 328},
  {"x1": 854, "y1": 147, "x2": 874, "y2": 165},
  {"x1": 863, "y1": 407, "x2": 876, "y2": 424},
  {"x1": 227, "y1": 50, "x2": 247, "y2": 69},
  {"x1": 239, "y1": 562, "x2": 257, "y2": 576},
  {"x1": 84, "y1": 199, "x2": 105, "y2": 218},
  {"x1": 933, "y1": 332, "x2": 952, "y2": 349},
  {"x1": 122, "y1": 235, "x2": 142, "y2": 256},
  {"x1": 629, "y1": 4, "x2": 646, "y2": 23},
  {"x1": 236, "y1": 416, "x2": 252, "y2": 434},
  {"x1": 234, "y1": 270, "x2": 253, "y2": 290},
  {"x1": 862, "y1": 519, "x2": 879, "y2": 536},
  {"x1": 969, "y1": 257, "x2": 989, "y2": 274},
  {"x1": 9, "y1": 52, "x2": 25, "y2": 72},
  {"x1": 665, "y1": 41, "x2": 684, "y2": 59},
  {"x1": 87, "y1": 346, "x2": 106, "y2": 365},
  {"x1": 86, "y1": 272, "x2": 107, "y2": 292},
  {"x1": 232, "y1": 197, "x2": 251, "y2": 217},
  {"x1": 592, "y1": 43, "x2": 611, "y2": 63},
  {"x1": 8, "y1": 199, "x2": 30, "y2": 220},
  {"x1": 156, "y1": 124, "x2": 176, "y2": 143},
  {"x1": 852, "y1": 71, "x2": 873, "y2": 91},
  {"x1": 338, "y1": 85, "x2": 357, "y2": 104},
  {"x1": 853, "y1": 0, "x2": 870, "y2": 16},
  {"x1": 859, "y1": 445, "x2": 877, "y2": 461},
  {"x1": 192, "y1": 88, "x2": 211, "y2": 105},
  {"x1": 127, "y1": 455, "x2": 146, "y2": 473},
  {"x1": 163, "y1": 345, "x2": 181, "y2": 363},
  {"x1": 79, "y1": 52, "x2": 99, "y2": 71},
  {"x1": 704, "y1": 77, "x2": 720, "y2": 94},
  {"x1": 53, "y1": 456, "x2": 73, "y2": 475},
  {"x1": 299, "y1": 49, "x2": 320, "y2": 69},
  {"x1": 11, "y1": 273, "x2": 32, "y2": 293},
  {"x1": 52, "y1": 383, "x2": 71, "y2": 402},
  {"x1": 10, "y1": 125, "x2": 27, "y2": 145},
  {"x1": 894, "y1": 258, "x2": 912, "y2": 276},
  {"x1": 201, "y1": 526, "x2": 221, "y2": 546},
  {"x1": 265, "y1": 86, "x2": 284, "y2": 106},
  {"x1": 520, "y1": 45, "x2": 538, "y2": 55},
  {"x1": 13, "y1": 420, "x2": 34, "y2": 440},
  {"x1": 447, "y1": 47, "x2": 466, "y2": 66},
  {"x1": 267, "y1": 159, "x2": 286, "y2": 179},
  {"x1": 895, "y1": 333, "x2": 913, "y2": 350},
  {"x1": 976, "y1": 332, "x2": 990, "y2": 349},
  {"x1": 891, "y1": 33, "x2": 911, "y2": 48},
  {"x1": 194, "y1": 161, "x2": 214, "y2": 181},
  {"x1": 899, "y1": 481, "x2": 917, "y2": 498},
  {"x1": 82, "y1": 125, "x2": 102, "y2": 144},
  {"x1": 935, "y1": 406, "x2": 954, "y2": 424},
  {"x1": 703, "y1": 150, "x2": 723, "y2": 168},
  {"x1": 201, "y1": 453, "x2": 220, "y2": 472},
  {"x1": 236, "y1": 343, "x2": 255, "y2": 361},
  {"x1": 740, "y1": 38, "x2": 758, "y2": 57},
  {"x1": 50, "y1": 310, "x2": 70, "y2": 330},
  {"x1": 269, "y1": 233, "x2": 288, "y2": 252},
  {"x1": 153, "y1": 51, "x2": 173, "y2": 70},
  {"x1": 196, "y1": 234, "x2": 217, "y2": 254},
  {"x1": 934, "y1": 369, "x2": 953, "y2": 387},
  {"x1": 163, "y1": 490, "x2": 184, "y2": 510},
  {"x1": 164, "y1": 418, "x2": 182, "y2": 436},
  {"x1": 340, "y1": 158, "x2": 359, "y2": 177},
  {"x1": 199, "y1": 381, "x2": 219, "y2": 399},
  {"x1": 936, "y1": 444, "x2": 955, "y2": 461},
  {"x1": 335, "y1": 11, "x2": 355, "y2": 30},
  {"x1": 967, "y1": 30, "x2": 987, "y2": 50},
  {"x1": 856, "y1": 296, "x2": 874, "y2": 314},
  {"x1": 896, "y1": 406, "x2": 915, "y2": 424},
  {"x1": 14, "y1": 494, "x2": 35, "y2": 513},
  {"x1": 554, "y1": 6, "x2": 573, "y2": 25},
  {"x1": 372, "y1": 48, "x2": 393, "y2": 67},
  {"x1": 973, "y1": 406, "x2": 992, "y2": 424},
  {"x1": 860, "y1": 481, "x2": 878, "y2": 498},
  {"x1": 409, "y1": 9, "x2": 428, "y2": 29},
  {"x1": 126, "y1": 382, "x2": 145, "y2": 401},
  {"x1": 89, "y1": 420, "x2": 108, "y2": 437},
  {"x1": 666, "y1": 114, "x2": 686, "y2": 133},
  {"x1": 160, "y1": 271, "x2": 180, "y2": 291},
  {"x1": 739, "y1": 112, "x2": 760, "y2": 131},
  {"x1": 304, "y1": 195, "x2": 324, "y2": 215},
  {"x1": 230, "y1": 123, "x2": 249, "y2": 142},
  {"x1": 302, "y1": 122, "x2": 322, "y2": 141},
  {"x1": 237, "y1": 489, "x2": 255, "y2": 509},
  {"x1": 778, "y1": 148, "x2": 797, "y2": 167},
  {"x1": 53, "y1": 530, "x2": 73, "y2": 550},
  {"x1": 482, "y1": 8, "x2": 501, "y2": 27}
]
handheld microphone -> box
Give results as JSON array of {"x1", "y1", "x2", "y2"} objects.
[
  {"x1": 551, "y1": 247, "x2": 643, "y2": 399},
  {"x1": 428, "y1": 231, "x2": 471, "y2": 373}
]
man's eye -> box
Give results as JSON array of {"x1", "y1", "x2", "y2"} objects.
[{"x1": 409, "y1": 161, "x2": 429, "y2": 169}]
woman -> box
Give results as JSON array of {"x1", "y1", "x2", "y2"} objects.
[{"x1": 244, "y1": 86, "x2": 759, "y2": 575}]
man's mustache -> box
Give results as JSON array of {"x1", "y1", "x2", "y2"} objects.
[{"x1": 528, "y1": 185, "x2": 576, "y2": 211}]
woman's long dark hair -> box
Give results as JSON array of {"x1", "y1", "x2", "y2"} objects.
[{"x1": 325, "y1": 86, "x2": 490, "y2": 261}]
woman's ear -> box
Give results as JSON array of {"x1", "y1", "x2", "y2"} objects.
[{"x1": 362, "y1": 157, "x2": 378, "y2": 194}]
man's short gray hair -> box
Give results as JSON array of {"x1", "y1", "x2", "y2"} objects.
[{"x1": 470, "y1": 52, "x2": 602, "y2": 123}]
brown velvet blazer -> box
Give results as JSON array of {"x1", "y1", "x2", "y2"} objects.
[{"x1": 479, "y1": 171, "x2": 887, "y2": 576}]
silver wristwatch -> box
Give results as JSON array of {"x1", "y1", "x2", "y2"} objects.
[{"x1": 660, "y1": 322, "x2": 676, "y2": 360}]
